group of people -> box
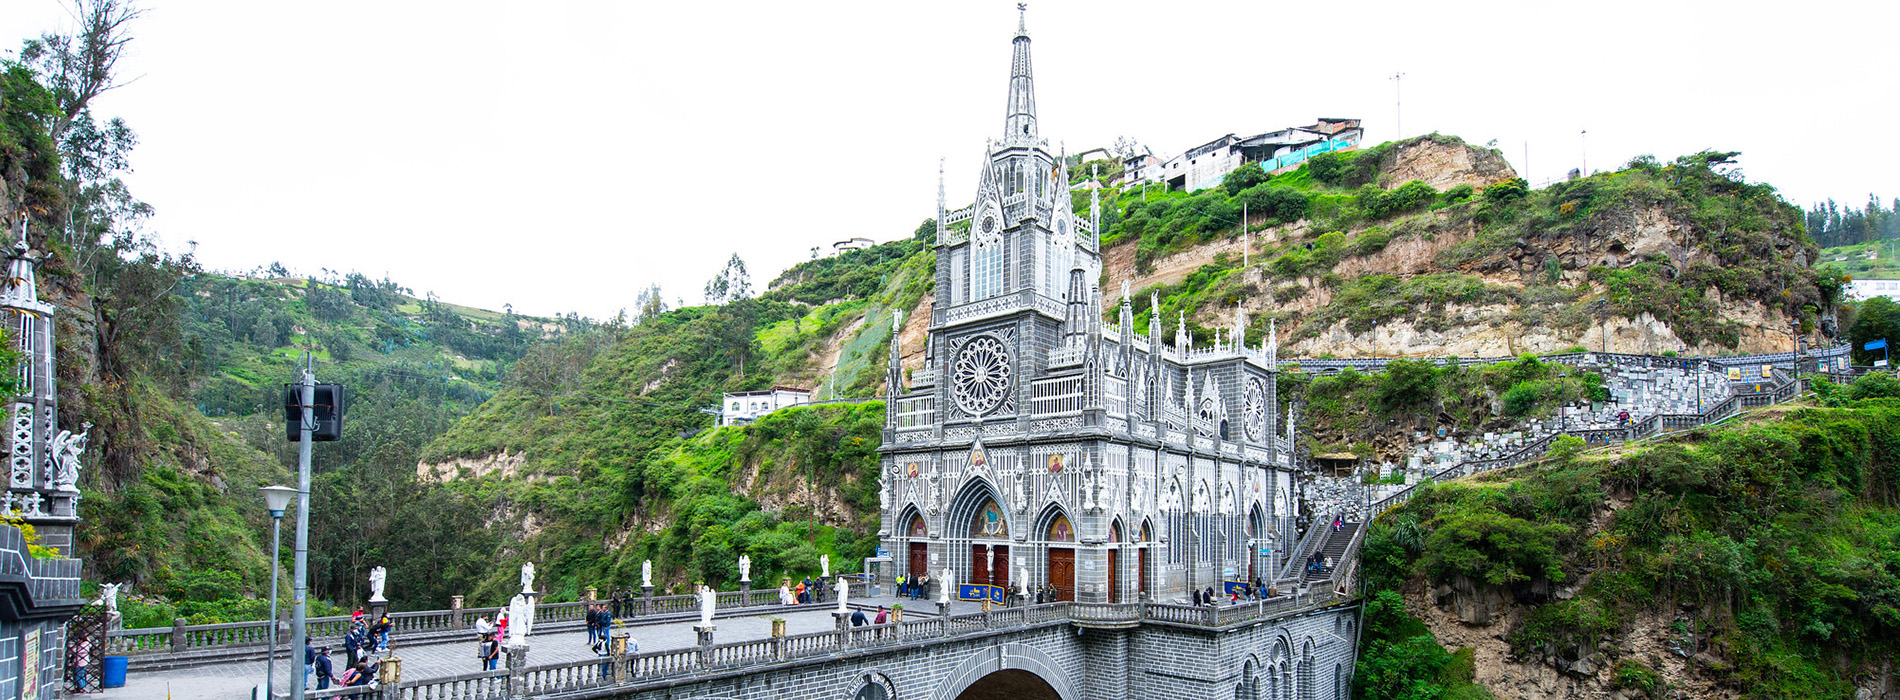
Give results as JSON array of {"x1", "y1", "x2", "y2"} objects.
[
  {"x1": 305, "y1": 607, "x2": 392, "y2": 690},
  {"x1": 847, "y1": 605, "x2": 891, "y2": 627},
  {"x1": 1304, "y1": 551, "x2": 1335, "y2": 576},
  {"x1": 584, "y1": 603, "x2": 616, "y2": 644},
  {"x1": 1194, "y1": 577, "x2": 1278, "y2": 606},
  {"x1": 893, "y1": 573, "x2": 931, "y2": 599},
  {"x1": 777, "y1": 576, "x2": 830, "y2": 605}
]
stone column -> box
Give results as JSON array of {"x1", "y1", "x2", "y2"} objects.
[
  {"x1": 739, "y1": 580, "x2": 750, "y2": 607},
  {"x1": 694, "y1": 625, "x2": 715, "y2": 668},
  {"x1": 170, "y1": 618, "x2": 186, "y2": 652},
  {"x1": 641, "y1": 585, "x2": 653, "y2": 616},
  {"x1": 609, "y1": 631, "x2": 629, "y2": 682},
  {"x1": 505, "y1": 644, "x2": 530, "y2": 697},
  {"x1": 450, "y1": 595, "x2": 464, "y2": 629},
  {"x1": 833, "y1": 611, "x2": 852, "y2": 648}
]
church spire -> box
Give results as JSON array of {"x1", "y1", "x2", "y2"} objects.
[{"x1": 1003, "y1": 3, "x2": 1038, "y2": 146}]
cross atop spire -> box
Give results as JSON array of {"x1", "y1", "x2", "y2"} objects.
[{"x1": 1003, "y1": 4, "x2": 1038, "y2": 146}]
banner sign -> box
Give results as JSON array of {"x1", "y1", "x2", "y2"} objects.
[
  {"x1": 1223, "y1": 580, "x2": 1253, "y2": 597},
  {"x1": 1761, "y1": 365, "x2": 1773, "y2": 378},
  {"x1": 958, "y1": 583, "x2": 1006, "y2": 604},
  {"x1": 1727, "y1": 367, "x2": 1742, "y2": 381}
]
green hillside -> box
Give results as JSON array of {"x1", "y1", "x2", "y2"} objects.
[
  {"x1": 1354, "y1": 375, "x2": 1900, "y2": 699},
  {"x1": 1088, "y1": 137, "x2": 1835, "y2": 354}
]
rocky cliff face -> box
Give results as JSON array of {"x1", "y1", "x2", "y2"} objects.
[{"x1": 1101, "y1": 139, "x2": 1821, "y2": 358}]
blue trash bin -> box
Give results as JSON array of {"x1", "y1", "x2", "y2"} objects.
[{"x1": 102, "y1": 656, "x2": 128, "y2": 688}]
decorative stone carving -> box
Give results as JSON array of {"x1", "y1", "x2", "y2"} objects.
[
  {"x1": 820, "y1": 554, "x2": 830, "y2": 578},
  {"x1": 697, "y1": 584, "x2": 716, "y2": 626},
  {"x1": 738, "y1": 555, "x2": 751, "y2": 583},
  {"x1": 49, "y1": 422, "x2": 88, "y2": 492},
  {"x1": 520, "y1": 562, "x2": 535, "y2": 595},
  {"x1": 641, "y1": 559, "x2": 652, "y2": 587}
]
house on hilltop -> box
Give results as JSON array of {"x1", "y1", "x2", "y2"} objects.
[
  {"x1": 1127, "y1": 118, "x2": 1364, "y2": 192},
  {"x1": 720, "y1": 387, "x2": 812, "y2": 427}
]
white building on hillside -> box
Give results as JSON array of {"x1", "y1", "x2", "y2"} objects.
[
  {"x1": 1848, "y1": 278, "x2": 1900, "y2": 301},
  {"x1": 720, "y1": 387, "x2": 813, "y2": 427},
  {"x1": 1127, "y1": 118, "x2": 1364, "y2": 192}
]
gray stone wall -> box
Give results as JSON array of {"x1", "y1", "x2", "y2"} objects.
[{"x1": 606, "y1": 605, "x2": 1358, "y2": 700}]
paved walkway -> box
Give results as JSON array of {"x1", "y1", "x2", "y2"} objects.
[{"x1": 96, "y1": 594, "x2": 975, "y2": 700}]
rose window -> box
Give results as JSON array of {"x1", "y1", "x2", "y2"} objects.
[
  {"x1": 1244, "y1": 378, "x2": 1269, "y2": 442},
  {"x1": 952, "y1": 335, "x2": 1012, "y2": 416}
]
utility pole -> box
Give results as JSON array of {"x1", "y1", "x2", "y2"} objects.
[
  {"x1": 290, "y1": 355, "x2": 315, "y2": 700},
  {"x1": 1390, "y1": 72, "x2": 1406, "y2": 140},
  {"x1": 1580, "y1": 129, "x2": 1588, "y2": 176}
]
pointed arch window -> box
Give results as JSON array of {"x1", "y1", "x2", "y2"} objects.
[{"x1": 1046, "y1": 513, "x2": 1074, "y2": 542}]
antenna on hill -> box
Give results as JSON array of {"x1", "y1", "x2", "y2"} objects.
[
  {"x1": 1389, "y1": 72, "x2": 1406, "y2": 140},
  {"x1": 1580, "y1": 129, "x2": 1588, "y2": 176}
]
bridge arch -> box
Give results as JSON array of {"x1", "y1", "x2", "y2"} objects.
[{"x1": 930, "y1": 641, "x2": 1078, "y2": 700}]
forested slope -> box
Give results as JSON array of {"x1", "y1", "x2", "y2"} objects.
[{"x1": 1354, "y1": 375, "x2": 1900, "y2": 700}]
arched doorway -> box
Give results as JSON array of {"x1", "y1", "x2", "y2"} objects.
[
  {"x1": 1043, "y1": 511, "x2": 1076, "y2": 601},
  {"x1": 1247, "y1": 504, "x2": 1267, "y2": 582},
  {"x1": 968, "y1": 496, "x2": 1010, "y2": 591},
  {"x1": 904, "y1": 510, "x2": 929, "y2": 583},
  {"x1": 946, "y1": 477, "x2": 1012, "y2": 596},
  {"x1": 1107, "y1": 520, "x2": 1124, "y2": 603},
  {"x1": 954, "y1": 670, "x2": 1062, "y2": 700},
  {"x1": 1137, "y1": 520, "x2": 1154, "y2": 600}
]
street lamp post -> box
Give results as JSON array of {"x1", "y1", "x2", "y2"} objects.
[{"x1": 260, "y1": 485, "x2": 298, "y2": 700}]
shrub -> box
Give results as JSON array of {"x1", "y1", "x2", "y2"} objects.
[
  {"x1": 1241, "y1": 184, "x2": 1311, "y2": 222},
  {"x1": 1444, "y1": 184, "x2": 1475, "y2": 203},
  {"x1": 1610, "y1": 659, "x2": 1662, "y2": 698},
  {"x1": 1483, "y1": 177, "x2": 1529, "y2": 202},
  {"x1": 1356, "y1": 229, "x2": 1393, "y2": 255},
  {"x1": 1222, "y1": 162, "x2": 1268, "y2": 195},
  {"x1": 1384, "y1": 180, "x2": 1439, "y2": 215}
]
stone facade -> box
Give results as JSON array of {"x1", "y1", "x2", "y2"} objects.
[{"x1": 877, "y1": 9, "x2": 1301, "y2": 609}]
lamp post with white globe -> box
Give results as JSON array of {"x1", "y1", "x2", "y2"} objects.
[{"x1": 260, "y1": 485, "x2": 298, "y2": 699}]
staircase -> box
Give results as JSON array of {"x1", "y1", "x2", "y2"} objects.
[{"x1": 1304, "y1": 521, "x2": 1361, "y2": 582}]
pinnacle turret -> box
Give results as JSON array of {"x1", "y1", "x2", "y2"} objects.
[{"x1": 1003, "y1": 4, "x2": 1038, "y2": 145}]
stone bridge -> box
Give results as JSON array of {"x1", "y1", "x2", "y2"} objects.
[{"x1": 294, "y1": 596, "x2": 1360, "y2": 700}]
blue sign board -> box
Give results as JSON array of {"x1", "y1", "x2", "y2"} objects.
[
  {"x1": 958, "y1": 583, "x2": 1005, "y2": 604},
  {"x1": 1867, "y1": 339, "x2": 1887, "y2": 350},
  {"x1": 1223, "y1": 581, "x2": 1252, "y2": 597}
]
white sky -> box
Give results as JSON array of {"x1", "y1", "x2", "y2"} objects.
[{"x1": 3, "y1": 1, "x2": 1895, "y2": 319}]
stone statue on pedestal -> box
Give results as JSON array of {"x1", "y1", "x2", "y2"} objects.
[
  {"x1": 697, "y1": 584, "x2": 716, "y2": 627},
  {"x1": 368, "y1": 566, "x2": 388, "y2": 603},
  {"x1": 507, "y1": 594, "x2": 534, "y2": 644},
  {"x1": 519, "y1": 562, "x2": 536, "y2": 594},
  {"x1": 99, "y1": 583, "x2": 120, "y2": 613},
  {"x1": 940, "y1": 567, "x2": 953, "y2": 604},
  {"x1": 738, "y1": 555, "x2": 751, "y2": 582},
  {"x1": 641, "y1": 560, "x2": 652, "y2": 587},
  {"x1": 836, "y1": 575, "x2": 849, "y2": 612},
  {"x1": 820, "y1": 554, "x2": 830, "y2": 578}
]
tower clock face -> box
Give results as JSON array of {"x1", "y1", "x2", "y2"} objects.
[
  {"x1": 952, "y1": 335, "x2": 1012, "y2": 416},
  {"x1": 1244, "y1": 378, "x2": 1269, "y2": 442}
]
